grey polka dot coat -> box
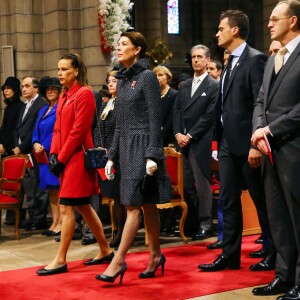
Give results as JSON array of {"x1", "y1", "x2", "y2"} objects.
[{"x1": 108, "y1": 58, "x2": 172, "y2": 206}]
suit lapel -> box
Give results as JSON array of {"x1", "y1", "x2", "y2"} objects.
[
  {"x1": 184, "y1": 76, "x2": 209, "y2": 111},
  {"x1": 267, "y1": 43, "x2": 300, "y2": 105},
  {"x1": 263, "y1": 58, "x2": 275, "y2": 108},
  {"x1": 182, "y1": 78, "x2": 193, "y2": 109},
  {"x1": 223, "y1": 45, "x2": 248, "y2": 100},
  {"x1": 23, "y1": 97, "x2": 41, "y2": 124}
]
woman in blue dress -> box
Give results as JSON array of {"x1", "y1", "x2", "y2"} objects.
[{"x1": 32, "y1": 77, "x2": 62, "y2": 236}]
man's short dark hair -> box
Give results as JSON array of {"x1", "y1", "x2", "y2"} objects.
[
  {"x1": 211, "y1": 60, "x2": 223, "y2": 70},
  {"x1": 220, "y1": 10, "x2": 249, "y2": 40},
  {"x1": 22, "y1": 76, "x2": 39, "y2": 88}
]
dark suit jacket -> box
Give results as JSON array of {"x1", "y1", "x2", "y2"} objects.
[
  {"x1": 253, "y1": 42, "x2": 300, "y2": 200},
  {"x1": 216, "y1": 45, "x2": 267, "y2": 155},
  {"x1": 0, "y1": 99, "x2": 25, "y2": 155},
  {"x1": 14, "y1": 95, "x2": 47, "y2": 154},
  {"x1": 161, "y1": 87, "x2": 177, "y2": 146},
  {"x1": 173, "y1": 74, "x2": 219, "y2": 179}
]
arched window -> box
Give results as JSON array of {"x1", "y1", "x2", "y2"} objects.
[{"x1": 167, "y1": 0, "x2": 179, "y2": 34}]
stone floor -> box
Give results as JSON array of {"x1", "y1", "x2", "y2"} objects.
[{"x1": 0, "y1": 213, "x2": 275, "y2": 300}]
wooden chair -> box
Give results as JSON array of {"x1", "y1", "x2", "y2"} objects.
[
  {"x1": 0, "y1": 155, "x2": 28, "y2": 239},
  {"x1": 101, "y1": 196, "x2": 115, "y2": 236},
  {"x1": 144, "y1": 147, "x2": 188, "y2": 245}
]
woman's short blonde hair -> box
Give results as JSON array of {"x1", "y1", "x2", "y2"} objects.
[
  {"x1": 153, "y1": 65, "x2": 173, "y2": 83},
  {"x1": 106, "y1": 70, "x2": 118, "y2": 82}
]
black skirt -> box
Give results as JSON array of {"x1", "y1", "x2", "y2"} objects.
[{"x1": 60, "y1": 197, "x2": 91, "y2": 206}]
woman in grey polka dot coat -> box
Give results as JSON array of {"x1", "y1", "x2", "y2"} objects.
[{"x1": 96, "y1": 31, "x2": 172, "y2": 284}]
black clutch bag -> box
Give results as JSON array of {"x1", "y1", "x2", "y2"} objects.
[
  {"x1": 74, "y1": 90, "x2": 108, "y2": 170},
  {"x1": 140, "y1": 174, "x2": 159, "y2": 196},
  {"x1": 84, "y1": 147, "x2": 108, "y2": 169}
]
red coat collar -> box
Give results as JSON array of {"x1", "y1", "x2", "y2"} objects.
[{"x1": 65, "y1": 82, "x2": 82, "y2": 98}]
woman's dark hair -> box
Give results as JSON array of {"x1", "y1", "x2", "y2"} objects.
[
  {"x1": 38, "y1": 76, "x2": 62, "y2": 99},
  {"x1": 59, "y1": 53, "x2": 88, "y2": 87},
  {"x1": 1, "y1": 76, "x2": 22, "y2": 104},
  {"x1": 120, "y1": 31, "x2": 148, "y2": 58},
  {"x1": 220, "y1": 10, "x2": 249, "y2": 40},
  {"x1": 99, "y1": 88, "x2": 111, "y2": 98},
  {"x1": 2, "y1": 89, "x2": 22, "y2": 105}
]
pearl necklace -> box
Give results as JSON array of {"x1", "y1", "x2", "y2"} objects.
[{"x1": 161, "y1": 86, "x2": 170, "y2": 98}]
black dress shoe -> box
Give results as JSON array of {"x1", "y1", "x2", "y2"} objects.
[
  {"x1": 26, "y1": 222, "x2": 48, "y2": 231},
  {"x1": 4, "y1": 220, "x2": 15, "y2": 225},
  {"x1": 109, "y1": 235, "x2": 122, "y2": 248},
  {"x1": 42, "y1": 229, "x2": 53, "y2": 236},
  {"x1": 36, "y1": 264, "x2": 68, "y2": 276},
  {"x1": 192, "y1": 228, "x2": 213, "y2": 241},
  {"x1": 198, "y1": 254, "x2": 240, "y2": 271},
  {"x1": 82, "y1": 236, "x2": 97, "y2": 245},
  {"x1": 207, "y1": 240, "x2": 223, "y2": 250},
  {"x1": 43, "y1": 230, "x2": 61, "y2": 236},
  {"x1": 250, "y1": 251, "x2": 276, "y2": 271},
  {"x1": 84, "y1": 252, "x2": 114, "y2": 265},
  {"x1": 48, "y1": 231, "x2": 61, "y2": 237},
  {"x1": 96, "y1": 262, "x2": 127, "y2": 285},
  {"x1": 250, "y1": 247, "x2": 268, "y2": 258},
  {"x1": 19, "y1": 220, "x2": 27, "y2": 229},
  {"x1": 252, "y1": 277, "x2": 293, "y2": 295},
  {"x1": 255, "y1": 234, "x2": 263, "y2": 244},
  {"x1": 55, "y1": 232, "x2": 82, "y2": 242},
  {"x1": 139, "y1": 254, "x2": 166, "y2": 278},
  {"x1": 277, "y1": 285, "x2": 300, "y2": 300}
]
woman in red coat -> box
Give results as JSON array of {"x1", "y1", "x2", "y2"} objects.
[{"x1": 36, "y1": 53, "x2": 113, "y2": 276}]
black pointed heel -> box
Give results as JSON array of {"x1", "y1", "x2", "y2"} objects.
[
  {"x1": 139, "y1": 254, "x2": 166, "y2": 279},
  {"x1": 96, "y1": 262, "x2": 127, "y2": 285}
]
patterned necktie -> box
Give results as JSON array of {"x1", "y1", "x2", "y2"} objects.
[
  {"x1": 223, "y1": 55, "x2": 234, "y2": 94},
  {"x1": 274, "y1": 47, "x2": 288, "y2": 74}
]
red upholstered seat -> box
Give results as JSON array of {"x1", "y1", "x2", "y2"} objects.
[
  {"x1": 166, "y1": 156, "x2": 177, "y2": 184},
  {"x1": 0, "y1": 155, "x2": 28, "y2": 239},
  {"x1": 0, "y1": 194, "x2": 19, "y2": 204}
]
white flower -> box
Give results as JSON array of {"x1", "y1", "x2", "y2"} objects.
[{"x1": 98, "y1": 0, "x2": 133, "y2": 51}]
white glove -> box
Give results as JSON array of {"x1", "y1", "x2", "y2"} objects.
[
  {"x1": 212, "y1": 150, "x2": 218, "y2": 161},
  {"x1": 105, "y1": 160, "x2": 114, "y2": 180},
  {"x1": 146, "y1": 158, "x2": 157, "y2": 176}
]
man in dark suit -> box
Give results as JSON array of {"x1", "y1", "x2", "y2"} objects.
[
  {"x1": 173, "y1": 44, "x2": 219, "y2": 240},
  {"x1": 13, "y1": 76, "x2": 48, "y2": 230},
  {"x1": 199, "y1": 10, "x2": 274, "y2": 272},
  {"x1": 251, "y1": 1, "x2": 300, "y2": 298}
]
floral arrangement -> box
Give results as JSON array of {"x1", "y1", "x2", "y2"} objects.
[{"x1": 98, "y1": 0, "x2": 134, "y2": 53}]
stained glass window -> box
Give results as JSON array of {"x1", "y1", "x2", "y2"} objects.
[{"x1": 167, "y1": 0, "x2": 179, "y2": 34}]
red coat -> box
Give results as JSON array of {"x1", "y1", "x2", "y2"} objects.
[{"x1": 51, "y1": 83, "x2": 98, "y2": 198}]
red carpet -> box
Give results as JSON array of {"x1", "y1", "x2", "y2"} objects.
[{"x1": 0, "y1": 235, "x2": 274, "y2": 300}]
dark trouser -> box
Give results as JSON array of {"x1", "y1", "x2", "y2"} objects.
[
  {"x1": 23, "y1": 168, "x2": 49, "y2": 224},
  {"x1": 219, "y1": 138, "x2": 272, "y2": 263},
  {"x1": 183, "y1": 148, "x2": 212, "y2": 233},
  {"x1": 183, "y1": 155, "x2": 198, "y2": 235},
  {"x1": 217, "y1": 196, "x2": 224, "y2": 241},
  {"x1": 264, "y1": 158, "x2": 298, "y2": 284}
]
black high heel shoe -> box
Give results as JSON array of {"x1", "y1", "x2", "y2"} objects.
[
  {"x1": 109, "y1": 234, "x2": 122, "y2": 248},
  {"x1": 139, "y1": 254, "x2": 166, "y2": 279},
  {"x1": 96, "y1": 262, "x2": 127, "y2": 285}
]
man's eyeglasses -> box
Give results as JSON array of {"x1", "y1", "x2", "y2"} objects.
[{"x1": 269, "y1": 16, "x2": 291, "y2": 24}]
